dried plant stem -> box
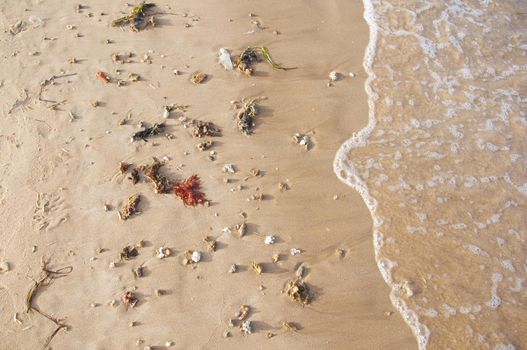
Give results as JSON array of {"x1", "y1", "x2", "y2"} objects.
[{"x1": 25, "y1": 259, "x2": 73, "y2": 350}]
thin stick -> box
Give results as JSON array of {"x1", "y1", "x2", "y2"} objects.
[{"x1": 25, "y1": 259, "x2": 73, "y2": 350}]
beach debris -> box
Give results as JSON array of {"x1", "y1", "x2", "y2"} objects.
[
  {"x1": 329, "y1": 71, "x2": 341, "y2": 82},
  {"x1": 278, "y1": 182, "x2": 290, "y2": 191},
  {"x1": 141, "y1": 157, "x2": 173, "y2": 194},
  {"x1": 157, "y1": 247, "x2": 171, "y2": 259},
  {"x1": 129, "y1": 168, "x2": 140, "y2": 184},
  {"x1": 133, "y1": 265, "x2": 144, "y2": 278},
  {"x1": 218, "y1": 48, "x2": 233, "y2": 70},
  {"x1": 119, "y1": 161, "x2": 130, "y2": 174},
  {"x1": 173, "y1": 69, "x2": 180, "y2": 75},
  {"x1": 173, "y1": 175, "x2": 208, "y2": 207},
  {"x1": 248, "y1": 168, "x2": 260, "y2": 178},
  {"x1": 235, "y1": 222, "x2": 247, "y2": 238},
  {"x1": 240, "y1": 321, "x2": 252, "y2": 335},
  {"x1": 122, "y1": 291, "x2": 139, "y2": 308},
  {"x1": 132, "y1": 122, "x2": 165, "y2": 141},
  {"x1": 235, "y1": 305, "x2": 250, "y2": 321},
  {"x1": 267, "y1": 332, "x2": 275, "y2": 338},
  {"x1": 96, "y1": 71, "x2": 110, "y2": 83},
  {"x1": 272, "y1": 253, "x2": 280, "y2": 263},
  {"x1": 245, "y1": 19, "x2": 264, "y2": 35},
  {"x1": 0, "y1": 261, "x2": 10, "y2": 273},
  {"x1": 293, "y1": 133, "x2": 312, "y2": 150},
  {"x1": 203, "y1": 236, "x2": 217, "y2": 252},
  {"x1": 285, "y1": 278, "x2": 311, "y2": 305},
  {"x1": 349, "y1": 72, "x2": 356, "y2": 77},
  {"x1": 223, "y1": 163, "x2": 236, "y2": 173},
  {"x1": 281, "y1": 321, "x2": 299, "y2": 332},
  {"x1": 182, "y1": 250, "x2": 201, "y2": 265},
  {"x1": 335, "y1": 248, "x2": 345, "y2": 258},
  {"x1": 119, "y1": 194, "x2": 141, "y2": 220},
  {"x1": 25, "y1": 259, "x2": 72, "y2": 349},
  {"x1": 120, "y1": 245, "x2": 139, "y2": 260},
  {"x1": 234, "y1": 47, "x2": 296, "y2": 75},
  {"x1": 264, "y1": 235, "x2": 275, "y2": 245},
  {"x1": 191, "y1": 251, "x2": 201, "y2": 263},
  {"x1": 9, "y1": 20, "x2": 26, "y2": 35},
  {"x1": 190, "y1": 120, "x2": 221, "y2": 138},
  {"x1": 233, "y1": 97, "x2": 264, "y2": 135},
  {"x1": 112, "y1": 2, "x2": 156, "y2": 32},
  {"x1": 191, "y1": 72, "x2": 207, "y2": 84},
  {"x1": 251, "y1": 262, "x2": 262, "y2": 275},
  {"x1": 295, "y1": 264, "x2": 305, "y2": 278},
  {"x1": 163, "y1": 106, "x2": 170, "y2": 119},
  {"x1": 290, "y1": 248, "x2": 302, "y2": 256},
  {"x1": 196, "y1": 140, "x2": 214, "y2": 151},
  {"x1": 223, "y1": 331, "x2": 231, "y2": 338},
  {"x1": 128, "y1": 73, "x2": 140, "y2": 82},
  {"x1": 228, "y1": 264, "x2": 237, "y2": 273}
]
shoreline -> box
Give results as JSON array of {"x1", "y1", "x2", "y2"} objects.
[
  {"x1": 0, "y1": 1, "x2": 416, "y2": 349},
  {"x1": 333, "y1": 1, "x2": 429, "y2": 348}
]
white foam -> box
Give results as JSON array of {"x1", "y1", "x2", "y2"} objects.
[{"x1": 333, "y1": 1, "x2": 429, "y2": 348}]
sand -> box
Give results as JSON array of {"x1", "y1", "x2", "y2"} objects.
[{"x1": 0, "y1": 1, "x2": 416, "y2": 349}]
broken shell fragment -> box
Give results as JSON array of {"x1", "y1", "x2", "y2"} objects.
[
  {"x1": 223, "y1": 163, "x2": 236, "y2": 173},
  {"x1": 121, "y1": 291, "x2": 139, "y2": 308},
  {"x1": 293, "y1": 133, "x2": 312, "y2": 149},
  {"x1": 0, "y1": 261, "x2": 10, "y2": 273},
  {"x1": 290, "y1": 248, "x2": 302, "y2": 256},
  {"x1": 191, "y1": 72, "x2": 207, "y2": 84},
  {"x1": 240, "y1": 320, "x2": 252, "y2": 335},
  {"x1": 329, "y1": 71, "x2": 340, "y2": 82},
  {"x1": 251, "y1": 261, "x2": 262, "y2": 274},
  {"x1": 235, "y1": 305, "x2": 250, "y2": 320},
  {"x1": 191, "y1": 251, "x2": 201, "y2": 263},
  {"x1": 264, "y1": 235, "x2": 275, "y2": 245},
  {"x1": 236, "y1": 222, "x2": 247, "y2": 238},
  {"x1": 228, "y1": 264, "x2": 237, "y2": 273},
  {"x1": 157, "y1": 247, "x2": 171, "y2": 259}
]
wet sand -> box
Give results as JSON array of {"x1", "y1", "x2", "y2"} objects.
[{"x1": 0, "y1": 1, "x2": 416, "y2": 349}]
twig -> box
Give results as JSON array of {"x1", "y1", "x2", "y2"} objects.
[{"x1": 25, "y1": 258, "x2": 73, "y2": 350}]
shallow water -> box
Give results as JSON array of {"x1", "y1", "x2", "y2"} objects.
[{"x1": 335, "y1": 0, "x2": 527, "y2": 348}]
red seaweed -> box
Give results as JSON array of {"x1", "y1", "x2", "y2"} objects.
[{"x1": 174, "y1": 175, "x2": 207, "y2": 207}]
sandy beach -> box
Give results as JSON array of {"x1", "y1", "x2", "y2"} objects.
[{"x1": 0, "y1": 1, "x2": 417, "y2": 349}]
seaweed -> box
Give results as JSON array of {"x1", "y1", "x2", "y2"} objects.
[
  {"x1": 25, "y1": 259, "x2": 73, "y2": 350},
  {"x1": 132, "y1": 122, "x2": 165, "y2": 141},
  {"x1": 112, "y1": 2, "x2": 156, "y2": 32},
  {"x1": 120, "y1": 245, "x2": 139, "y2": 260},
  {"x1": 190, "y1": 120, "x2": 221, "y2": 138},
  {"x1": 285, "y1": 278, "x2": 311, "y2": 306},
  {"x1": 234, "y1": 98, "x2": 261, "y2": 135},
  {"x1": 141, "y1": 157, "x2": 173, "y2": 194},
  {"x1": 173, "y1": 175, "x2": 207, "y2": 207},
  {"x1": 235, "y1": 47, "x2": 296, "y2": 75},
  {"x1": 119, "y1": 194, "x2": 141, "y2": 220}
]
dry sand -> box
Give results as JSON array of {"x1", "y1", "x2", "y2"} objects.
[{"x1": 0, "y1": 1, "x2": 416, "y2": 349}]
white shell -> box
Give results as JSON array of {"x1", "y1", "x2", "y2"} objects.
[
  {"x1": 218, "y1": 48, "x2": 233, "y2": 70},
  {"x1": 163, "y1": 107, "x2": 170, "y2": 119},
  {"x1": 241, "y1": 320, "x2": 252, "y2": 334},
  {"x1": 191, "y1": 251, "x2": 201, "y2": 263},
  {"x1": 264, "y1": 235, "x2": 276, "y2": 245},
  {"x1": 223, "y1": 163, "x2": 236, "y2": 173},
  {"x1": 290, "y1": 248, "x2": 302, "y2": 256}
]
